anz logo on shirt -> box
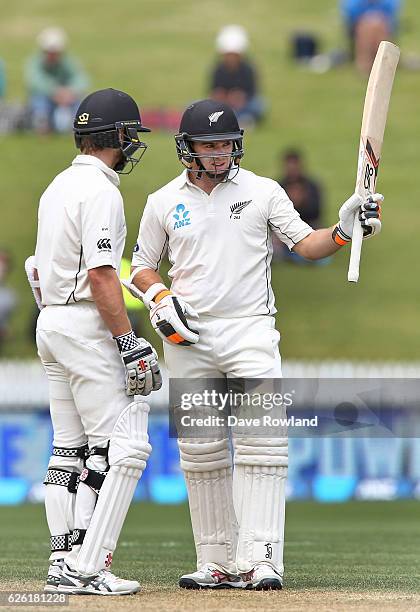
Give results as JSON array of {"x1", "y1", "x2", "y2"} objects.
[{"x1": 173, "y1": 203, "x2": 191, "y2": 230}]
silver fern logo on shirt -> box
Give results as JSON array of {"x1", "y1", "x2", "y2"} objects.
[
  {"x1": 230, "y1": 200, "x2": 252, "y2": 219},
  {"x1": 208, "y1": 111, "x2": 224, "y2": 126}
]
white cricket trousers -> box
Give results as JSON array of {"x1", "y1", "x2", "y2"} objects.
[
  {"x1": 36, "y1": 302, "x2": 129, "y2": 449},
  {"x1": 164, "y1": 314, "x2": 287, "y2": 574},
  {"x1": 164, "y1": 314, "x2": 282, "y2": 378}
]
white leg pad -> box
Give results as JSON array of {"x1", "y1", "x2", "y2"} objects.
[
  {"x1": 76, "y1": 402, "x2": 151, "y2": 576},
  {"x1": 178, "y1": 438, "x2": 238, "y2": 573},
  {"x1": 233, "y1": 437, "x2": 288, "y2": 574}
]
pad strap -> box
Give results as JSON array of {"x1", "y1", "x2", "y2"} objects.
[
  {"x1": 44, "y1": 468, "x2": 80, "y2": 493},
  {"x1": 50, "y1": 533, "x2": 72, "y2": 553},
  {"x1": 78, "y1": 467, "x2": 107, "y2": 495},
  {"x1": 71, "y1": 529, "x2": 87, "y2": 546},
  {"x1": 52, "y1": 444, "x2": 88, "y2": 459},
  {"x1": 89, "y1": 445, "x2": 109, "y2": 459}
]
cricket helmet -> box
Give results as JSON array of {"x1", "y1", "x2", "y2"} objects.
[
  {"x1": 73, "y1": 88, "x2": 150, "y2": 174},
  {"x1": 175, "y1": 99, "x2": 244, "y2": 180}
]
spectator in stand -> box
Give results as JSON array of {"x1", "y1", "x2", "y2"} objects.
[
  {"x1": 0, "y1": 250, "x2": 17, "y2": 353},
  {"x1": 209, "y1": 25, "x2": 265, "y2": 126},
  {"x1": 25, "y1": 27, "x2": 89, "y2": 133},
  {"x1": 341, "y1": 0, "x2": 402, "y2": 74},
  {"x1": 279, "y1": 149, "x2": 323, "y2": 228},
  {"x1": 274, "y1": 150, "x2": 325, "y2": 263}
]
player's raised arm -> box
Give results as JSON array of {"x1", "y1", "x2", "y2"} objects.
[{"x1": 292, "y1": 192, "x2": 383, "y2": 260}]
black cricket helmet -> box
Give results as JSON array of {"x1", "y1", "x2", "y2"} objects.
[
  {"x1": 175, "y1": 99, "x2": 244, "y2": 180},
  {"x1": 73, "y1": 88, "x2": 150, "y2": 174}
]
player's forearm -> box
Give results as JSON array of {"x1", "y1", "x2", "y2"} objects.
[
  {"x1": 88, "y1": 266, "x2": 131, "y2": 336},
  {"x1": 131, "y1": 267, "x2": 166, "y2": 295},
  {"x1": 293, "y1": 226, "x2": 342, "y2": 260}
]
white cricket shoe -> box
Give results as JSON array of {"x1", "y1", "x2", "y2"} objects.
[
  {"x1": 44, "y1": 559, "x2": 65, "y2": 592},
  {"x1": 58, "y1": 564, "x2": 140, "y2": 595},
  {"x1": 241, "y1": 562, "x2": 283, "y2": 590},
  {"x1": 179, "y1": 563, "x2": 245, "y2": 589}
]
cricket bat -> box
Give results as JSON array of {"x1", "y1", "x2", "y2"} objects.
[{"x1": 347, "y1": 41, "x2": 400, "y2": 283}]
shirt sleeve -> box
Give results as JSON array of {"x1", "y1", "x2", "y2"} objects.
[
  {"x1": 131, "y1": 196, "x2": 168, "y2": 271},
  {"x1": 268, "y1": 183, "x2": 314, "y2": 250},
  {"x1": 81, "y1": 188, "x2": 121, "y2": 270}
]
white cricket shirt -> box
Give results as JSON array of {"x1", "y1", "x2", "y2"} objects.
[
  {"x1": 132, "y1": 168, "x2": 313, "y2": 317},
  {"x1": 35, "y1": 155, "x2": 126, "y2": 305}
]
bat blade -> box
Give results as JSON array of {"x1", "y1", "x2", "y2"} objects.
[{"x1": 348, "y1": 41, "x2": 400, "y2": 283}]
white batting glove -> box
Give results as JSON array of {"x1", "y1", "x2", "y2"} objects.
[
  {"x1": 24, "y1": 256, "x2": 44, "y2": 310},
  {"x1": 114, "y1": 330, "x2": 162, "y2": 396},
  {"x1": 148, "y1": 289, "x2": 199, "y2": 346},
  {"x1": 333, "y1": 193, "x2": 383, "y2": 245}
]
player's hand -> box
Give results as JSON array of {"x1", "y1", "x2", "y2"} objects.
[
  {"x1": 24, "y1": 255, "x2": 44, "y2": 311},
  {"x1": 335, "y1": 193, "x2": 383, "y2": 244},
  {"x1": 149, "y1": 293, "x2": 199, "y2": 346},
  {"x1": 358, "y1": 194, "x2": 383, "y2": 239},
  {"x1": 114, "y1": 330, "x2": 162, "y2": 396}
]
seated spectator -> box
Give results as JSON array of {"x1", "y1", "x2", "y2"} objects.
[
  {"x1": 0, "y1": 250, "x2": 17, "y2": 353},
  {"x1": 25, "y1": 27, "x2": 89, "y2": 133},
  {"x1": 279, "y1": 149, "x2": 323, "y2": 228},
  {"x1": 341, "y1": 0, "x2": 402, "y2": 74},
  {"x1": 274, "y1": 150, "x2": 326, "y2": 264},
  {"x1": 209, "y1": 25, "x2": 265, "y2": 126}
]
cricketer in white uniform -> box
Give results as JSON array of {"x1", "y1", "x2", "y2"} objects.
[
  {"x1": 29, "y1": 89, "x2": 162, "y2": 595},
  {"x1": 127, "y1": 99, "x2": 383, "y2": 590}
]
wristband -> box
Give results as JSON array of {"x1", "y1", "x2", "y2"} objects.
[
  {"x1": 143, "y1": 282, "x2": 168, "y2": 309},
  {"x1": 114, "y1": 329, "x2": 138, "y2": 353},
  {"x1": 332, "y1": 224, "x2": 351, "y2": 246},
  {"x1": 154, "y1": 289, "x2": 172, "y2": 303}
]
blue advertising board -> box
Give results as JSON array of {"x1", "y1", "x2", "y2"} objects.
[{"x1": 0, "y1": 410, "x2": 419, "y2": 504}]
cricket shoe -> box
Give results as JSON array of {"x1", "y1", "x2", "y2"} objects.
[
  {"x1": 57, "y1": 564, "x2": 140, "y2": 595},
  {"x1": 179, "y1": 563, "x2": 245, "y2": 589},
  {"x1": 44, "y1": 559, "x2": 65, "y2": 592},
  {"x1": 241, "y1": 562, "x2": 283, "y2": 590}
]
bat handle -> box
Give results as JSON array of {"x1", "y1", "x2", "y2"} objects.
[{"x1": 347, "y1": 214, "x2": 363, "y2": 283}]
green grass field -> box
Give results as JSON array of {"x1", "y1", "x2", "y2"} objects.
[
  {"x1": 0, "y1": 501, "x2": 419, "y2": 611},
  {"x1": 1, "y1": 0, "x2": 420, "y2": 360}
]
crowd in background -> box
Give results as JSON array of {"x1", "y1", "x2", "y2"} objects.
[
  {"x1": 0, "y1": 3, "x2": 404, "y2": 132},
  {"x1": 1, "y1": 4, "x2": 404, "y2": 349}
]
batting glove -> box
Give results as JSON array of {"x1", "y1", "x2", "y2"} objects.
[
  {"x1": 114, "y1": 330, "x2": 162, "y2": 396},
  {"x1": 24, "y1": 256, "x2": 44, "y2": 311},
  {"x1": 333, "y1": 193, "x2": 383, "y2": 245},
  {"x1": 142, "y1": 283, "x2": 199, "y2": 346}
]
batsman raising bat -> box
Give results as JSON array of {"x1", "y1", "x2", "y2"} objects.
[{"x1": 127, "y1": 98, "x2": 383, "y2": 590}]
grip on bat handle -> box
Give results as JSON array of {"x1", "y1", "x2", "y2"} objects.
[{"x1": 348, "y1": 216, "x2": 363, "y2": 283}]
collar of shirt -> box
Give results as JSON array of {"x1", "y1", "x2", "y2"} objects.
[
  {"x1": 72, "y1": 154, "x2": 120, "y2": 187},
  {"x1": 176, "y1": 166, "x2": 241, "y2": 191}
]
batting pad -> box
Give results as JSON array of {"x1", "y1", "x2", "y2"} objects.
[
  {"x1": 178, "y1": 438, "x2": 238, "y2": 573},
  {"x1": 76, "y1": 401, "x2": 151, "y2": 576},
  {"x1": 233, "y1": 437, "x2": 288, "y2": 574}
]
